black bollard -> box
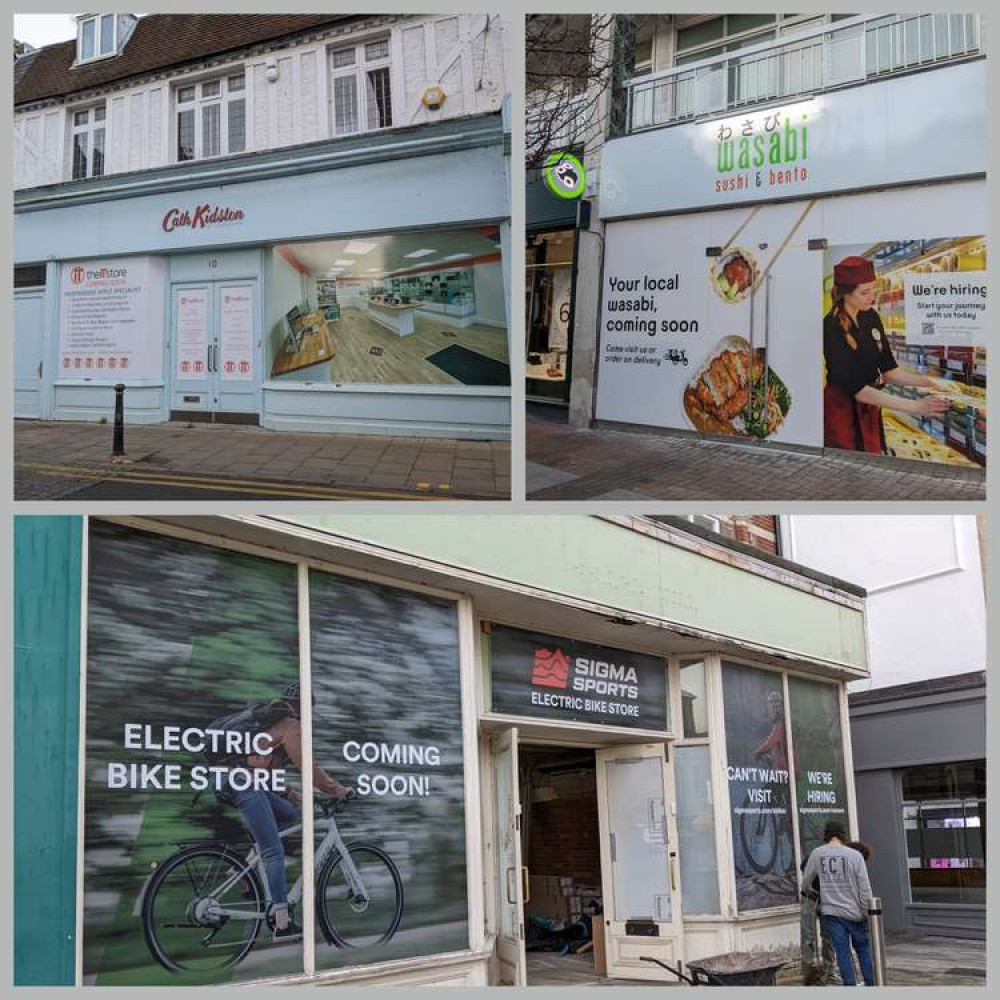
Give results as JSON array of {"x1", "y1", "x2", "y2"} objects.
[{"x1": 111, "y1": 383, "x2": 126, "y2": 460}]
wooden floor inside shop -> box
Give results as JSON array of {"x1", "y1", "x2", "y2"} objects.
[
  {"x1": 527, "y1": 953, "x2": 647, "y2": 987},
  {"x1": 319, "y1": 306, "x2": 509, "y2": 385}
]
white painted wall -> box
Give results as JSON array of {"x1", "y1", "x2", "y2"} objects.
[
  {"x1": 781, "y1": 516, "x2": 986, "y2": 692},
  {"x1": 15, "y1": 13, "x2": 509, "y2": 190}
]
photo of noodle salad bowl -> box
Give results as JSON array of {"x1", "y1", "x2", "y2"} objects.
[
  {"x1": 710, "y1": 247, "x2": 759, "y2": 303},
  {"x1": 683, "y1": 335, "x2": 792, "y2": 439}
]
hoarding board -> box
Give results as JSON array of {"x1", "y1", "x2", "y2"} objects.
[
  {"x1": 823, "y1": 237, "x2": 986, "y2": 467},
  {"x1": 490, "y1": 625, "x2": 668, "y2": 731},
  {"x1": 595, "y1": 202, "x2": 823, "y2": 447},
  {"x1": 59, "y1": 256, "x2": 166, "y2": 380}
]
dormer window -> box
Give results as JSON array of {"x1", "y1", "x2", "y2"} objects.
[{"x1": 76, "y1": 13, "x2": 136, "y2": 65}]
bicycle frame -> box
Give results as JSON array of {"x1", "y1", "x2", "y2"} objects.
[{"x1": 203, "y1": 807, "x2": 368, "y2": 922}]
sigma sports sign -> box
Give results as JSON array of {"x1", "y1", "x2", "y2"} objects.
[{"x1": 490, "y1": 625, "x2": 668, "y2": 731}]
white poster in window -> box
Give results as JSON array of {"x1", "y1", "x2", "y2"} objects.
[
  {"x1": 904, "y1": 272, "x2": 988, "y2": 346},
  {"x1": 219, "y1": 285, "x2": 253, "y2": 381},
  {"x1": 175, "y1": 288, "x2": 209, "y2": 380},
  {"x1": 59, "y1": 256, "x2": 166, "y2": 381}
]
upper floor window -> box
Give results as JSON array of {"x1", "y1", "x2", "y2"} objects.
[
  {"x1": 674, "y1": 13, "x2": 828, "y2": 67},
  {"x1": 76, "y1": 13, "x2": 134, "y2": 64},
  {"x1": 71, "y1": 105, "x2": 106, "y2": 180},
  {"x1": 329, "y1": 39, "x2": 393, "y2": 137},
  {"x1": 176, "y1": 72, "x2": 246, "y2": 163}
]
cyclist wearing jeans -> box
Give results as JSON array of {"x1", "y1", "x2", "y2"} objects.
[
  {"x1": 217, "y1": 682, "x2": 352, "y2": 937},
  {"x1": 801, "y1": 820, "x2": 875, "y2": 986}
]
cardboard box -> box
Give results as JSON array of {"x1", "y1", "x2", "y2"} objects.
[{"x1": 528, "y1": 875, "x2": 571, "y2": 919}]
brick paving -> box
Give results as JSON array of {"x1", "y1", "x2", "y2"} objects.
[
  {"x1": 15, "y1": 420, "x2": 510, "y2": 500},
  {"x1": 527, "y1": 409, "x2": 985, "y2": 502}
]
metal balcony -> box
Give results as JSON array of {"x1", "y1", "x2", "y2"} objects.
[{"x1": 626, "y1": 12, "x2": 983, "y2": 133}]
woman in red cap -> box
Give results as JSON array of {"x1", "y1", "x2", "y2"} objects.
[{"x1": 823, "y1": 255, "x2": 949, "y2": 453}]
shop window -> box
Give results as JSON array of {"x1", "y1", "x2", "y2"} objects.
[
  {"x1": 267, "y1": 227, "x2": 509, "y2": 388},
  {"x1": 901, "y1": 761, "x2": 985, "y2": 905},
  {"x1": 70, "y1": 104, "x2": 106, "y2": 180},
  {"x1": 308, "y1": 569, "x2": 468, "y2": 968},
  {"x1": 675, "y1": 745, "x2": 720, "y2": 914},
  {"x1": 679, "y1": 659, "x2": 709, "y2": 738},
  {"x1": 175, "y1": 72, "x2": 246, "y2": 163},
  {"x1": 14, "y1": 264, "x2": 46, "y2": 288},
  {"x1": 787, "y1": 676, "x2": 848, "y2": 860},
  {"x1": 329, "y1": 39, "x2": 393, "y2": 136},
  {"x1": 721, "y1": 661, "x2": 798, "y2": 911},
  {"x1": 525, "y1": 229, "x2": 574, "y2": 390},
  {"x1": 81, "y1": 522, "x2": 303, "y2": 984}
]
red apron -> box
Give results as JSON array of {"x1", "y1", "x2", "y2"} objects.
[{"x1": 824, "y1": 384, "x2": 885, "y2": 454}]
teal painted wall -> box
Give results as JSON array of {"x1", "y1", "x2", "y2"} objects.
[
  {"x1": 283, "y1": 516, "x2": 868, "y2": 671},
  {"x1": 15, "y1": 516, "x2": 83, "y2": 986}
]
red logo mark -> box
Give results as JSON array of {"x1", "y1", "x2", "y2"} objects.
[
  {"x1": 532, "y1": 647, "x2": 571, "y2": 689},
  {"x1": 224, "y1": 361, "x2": 236, "y2": 373},
  {"x1": 238, "y1": 361, "x2": 250, "y2": 373},
  {"x1": 70, "y1": 266, "x2": 85, "y2": 285}
]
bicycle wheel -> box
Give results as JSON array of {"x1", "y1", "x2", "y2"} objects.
[
  {"x1": 142, "y1": 845, "x2": 264, "y2": 974},
  {"x1": 316, "y1": 844, "x2": 404, "y2": 949},
  {"x1": 739, "y1": 797, "x2": 780, "y2": 875}
]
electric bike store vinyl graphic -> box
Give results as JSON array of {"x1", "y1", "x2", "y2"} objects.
[
  {"x1": 489, "y1": 625, "x2": 668, "y2": 731},
  {"x1": 83, "y1": 523, "x2": 467, "y2": 986},
  {"x1": 721, "y1": 661, "x2": 799, "y2": 912}
]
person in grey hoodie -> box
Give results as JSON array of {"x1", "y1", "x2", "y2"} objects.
[{"x1": 801, "y1": 820, "x2": 875, "y2": 986}]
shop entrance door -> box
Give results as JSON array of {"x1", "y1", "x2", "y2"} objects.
[
  {"x1": 170, "y1": 281, "x2": 259, "y2": 422},
  {"x1": 15, "y1": 287, "x2": 46, "y2": 418},
  {"x1": 596, "y1": 743, "x2": 684, "y2": 981},
  {"x1": 491, "y1": 727, "x2": 527, "y2": 986}
]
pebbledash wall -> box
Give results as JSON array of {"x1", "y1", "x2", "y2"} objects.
[
  {"x1": 14, "y1": 15, "x2": 512, "y2": 439},
  {"x1": 15, "y1": 514, "x2": 870, "y2": 987}
]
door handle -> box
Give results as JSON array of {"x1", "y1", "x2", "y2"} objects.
[
  {"x1": 207, "y1": 343, "x2": 213, "y2": 374},
  {"x1": 521, "y1": 866, "x2": 531, "y2": 904},
  {"x1": 212, "y1": 343, "x2": 219, "y2": 372},
  {"x1": 505, "y1": 866, "x2": 517, "y2": 905},
  {"x1": 670, "y1": 853, "x2": 678, "y2": 892}
]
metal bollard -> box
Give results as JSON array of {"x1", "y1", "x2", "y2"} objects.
[
  {"x1": 111, "y1": 383, "x2": 127, "y2": 462},
  {"x1": 868, "y1": 896, "x2": 887, "y2": 986}
]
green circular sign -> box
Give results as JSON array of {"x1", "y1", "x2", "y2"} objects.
[{"x1": 543, "y1": 152, "x2": 586, "y2": 200}]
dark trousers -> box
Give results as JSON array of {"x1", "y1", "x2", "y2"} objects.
[{"x1": 822, "y1": 914, "x2": 875, "y2": 986}]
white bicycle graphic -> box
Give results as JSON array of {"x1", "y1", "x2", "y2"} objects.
[{"x1": 141, "y1": 797, "x2": 403, "y2": 973}]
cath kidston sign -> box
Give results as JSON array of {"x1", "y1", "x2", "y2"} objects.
[{"x1": 60, "y1": 256, "x2": 166, "y2": 380}]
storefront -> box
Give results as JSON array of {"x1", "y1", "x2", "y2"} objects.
[
  {"x1": 593, "y1": 56, "x2": 987, "y2": 470},
  {"x1": 525, "y1": 164, "x2": 580, "y2": 405},
  {"x1": 15, "y1": 515, "x2": 869, "y2": 987},
  {"x1": 14, "y1": 114, "x2": 511, "y2": 439}
]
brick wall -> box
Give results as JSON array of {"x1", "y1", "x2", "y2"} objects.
[
  {"x1": 525, "y1": 767, "x2": 601, "y2": 882},
  {"x1": 716, "y1": 515, "x2": 779, "y2": 554}
]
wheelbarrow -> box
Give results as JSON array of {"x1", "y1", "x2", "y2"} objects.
[{"x1": 641, "y1": 952, "x2": 786, "y2": 986}]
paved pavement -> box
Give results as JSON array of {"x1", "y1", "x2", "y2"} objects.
[
  {"x1": 15, "y1": 420, "x2": 510, "y2": 501},
  {"x1": 527, "y1": 407, "x2": 986, "y2": 502}
]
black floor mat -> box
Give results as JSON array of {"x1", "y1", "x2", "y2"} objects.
[{"x1": 426, "y1": 344, "x2": 510, "y2": 386}]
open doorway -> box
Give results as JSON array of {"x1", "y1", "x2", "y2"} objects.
[{"x1": 519, "y1": 745, "x2": 605, "y2": 986}]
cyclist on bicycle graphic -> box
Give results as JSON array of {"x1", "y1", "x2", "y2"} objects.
[
  {"x1": 208, "y1": 681, "x2": 353, "y2": 938},
  {"x1": 755, "y1": 690, "x2": 795, "y2": 774}
]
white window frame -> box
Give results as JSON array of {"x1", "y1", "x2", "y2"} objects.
[
  {"x1": 174, "y1": 71, "x2": 247, "y2": 163},
  {"x1": 328, "y1": 36, "x2": 393, "y2": 137},
  {"x1": 69, "y1": 103, "x2": 107, "y2": 180},
  {"x1": 76, "y1": 14, "x2": 118, "y2": 65}
]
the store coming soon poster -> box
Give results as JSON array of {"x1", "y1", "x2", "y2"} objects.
[{"x1": 83, "y1": 524, "x2": 468, "y2": 985}]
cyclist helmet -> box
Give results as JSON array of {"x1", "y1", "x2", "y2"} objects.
[{"x1": 278, "y1": 681, "x2": 301, "y2": 718}]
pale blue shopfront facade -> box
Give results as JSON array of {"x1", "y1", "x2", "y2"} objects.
[{"x1": 14, "y1": 114, "x2": 511, "y2": 438}]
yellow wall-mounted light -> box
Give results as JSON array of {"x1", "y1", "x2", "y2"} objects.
[{"x1": 422, "y1": 86, "x2": 446, "y2": 110}]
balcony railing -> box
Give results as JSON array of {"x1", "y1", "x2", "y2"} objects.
[{"x1": 626, "y1": 13, "x2": 983, "y2": 133}]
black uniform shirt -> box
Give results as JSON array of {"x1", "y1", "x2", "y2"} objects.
[{"x1": 823, "y1": 308, "x2": 898, "y2": 398}]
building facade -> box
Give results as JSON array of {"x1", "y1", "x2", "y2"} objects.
[
  {"x1": 15, "y1": 14, "x2": 512, "y2": 438},
  {"x1": 16, "y1": 514, "x2": 868, "y2": 986},
  {"x1": 782, "y1": 515, "x2": 986, "y2": 939},
  {"x1": 543, "y1": 13, "x2": 986, "y2": 472}
]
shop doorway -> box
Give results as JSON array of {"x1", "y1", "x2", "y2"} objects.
[
  {"x1": 525, "y1": 229, "x2": 576, "y2": 405},
  {"x1": 491, "y1": 731, "x2": 683, "y2": 986},
  {"x1": 169, "y1": 280, "x2": 259, "y2": 422},
  {"x1": 15, "y1": 286, "x2": 45, "y2": 418}
]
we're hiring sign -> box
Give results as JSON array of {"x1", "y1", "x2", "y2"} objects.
[{"x1": 490, "y1": 625, "x2": 668, "y2": 730}]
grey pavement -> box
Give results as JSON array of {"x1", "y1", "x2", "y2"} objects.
[
  {"x1": 15, "y1": 420, "x2": 510, "y2": 501},
  {"x1": 527, "y1": 408, "x2": 985, "y2": 502}
]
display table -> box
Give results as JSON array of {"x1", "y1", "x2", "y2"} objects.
[
  {"x1": 270, "y1": 311, "x2": 335, "y2": 377},
  {"x1": 366, "y1": 299, "x2": 424, "y2": 337}
]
